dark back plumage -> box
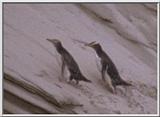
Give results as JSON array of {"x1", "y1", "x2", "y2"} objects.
[
  {"x1": 86, "y1": 42, "x2": 131, "y2": 87},
  {"x1": 47, "y1": 39, "x2": 91, "y2": 83}
]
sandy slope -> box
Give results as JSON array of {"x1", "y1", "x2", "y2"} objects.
[{"x1": 4, "y1": 4, "x2": 157, "y2": 114}]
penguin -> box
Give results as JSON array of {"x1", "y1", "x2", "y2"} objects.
[
  {"x1": 47, "y1": 38, "x2": 91, "y2": 84},
  {"x1": 85, "y1": 41, "x2": 131, "y2": 93}
]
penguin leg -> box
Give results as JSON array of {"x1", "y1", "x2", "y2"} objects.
[
  {"x1": 66, "y1": 74, "x2": 73, "y2": 84},
  {"x1": 114, "y1": 85, "x2": 117, "y2": 94},
  {"x1": 108, "y1": 78, "x2": 115, "y2": 93},
  {"x1": 76, "y1": 80, "x2": 79, "y2": 85},
  {"x1": 109, "y1": 82, "x2": 116, "y2": 94},
  {"x1": 69, "y1": 74, "x2": 74, "y2": 82},
  {"x1": 123, "y1": 85, "x2": 128, "y2": 94}
]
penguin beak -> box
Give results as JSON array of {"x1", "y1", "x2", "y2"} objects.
[
  {"x1": 46, "y1": 38, "x2": 52, "y2": 42},
  {"x1": 46, "y1": 38, "x2": 58, "y2": 44},
  {"x1": 85, "y1": 41, "x2": 97, "y2": 48}
]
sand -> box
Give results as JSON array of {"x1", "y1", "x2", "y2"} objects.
[{"x1": 4, "y1": 3, "x2": 157, "y2": 114}]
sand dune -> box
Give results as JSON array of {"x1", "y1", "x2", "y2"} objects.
[{"x1": 4, "y1": 3, "x2": 157, "y2": 114}]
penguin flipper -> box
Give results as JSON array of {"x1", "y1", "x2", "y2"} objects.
[{"x1": 61, "y1": 57, "x2": 65, "y2": 77}]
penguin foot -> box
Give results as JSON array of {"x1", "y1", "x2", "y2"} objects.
[
  {"x1": 113, "y1": 90, "x2": 117, "y2": 94},
  {"x1": 111, "y1": 87, "x2": 116, "y2": 94},
  {"x1": 67, "y1": 79, "x2": 72, "y2": 84}
]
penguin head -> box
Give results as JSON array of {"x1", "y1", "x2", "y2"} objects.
[
  {"x1": 86, "y1": 41, "x2": 102, "y2": 51},
  {"x1": 46, "y1": 38, "x2": 62, "y2": 48}
]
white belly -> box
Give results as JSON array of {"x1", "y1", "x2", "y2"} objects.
[
  {"x1": 63, "y1": 65, "x2": 70, "y2": 79},
  {"x1": 94, "y1": 55, "x2": 114, "y2": 92},
  {"x1": 105, "y1": 71, "x2": 114, "y2": 92},
  {"x1": 95, "y1": 55, "x2": 101, "y2": 72}
]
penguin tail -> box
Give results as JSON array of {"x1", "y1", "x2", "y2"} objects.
[
  {"x1": 81, "y1": 75, "x2": 92, "y2": 83},
  {"x1": 84, "y1": 78, "x2": 92, "y2": 83},
  {"x1": 118, "y1": 79, "x2": 132, "y2": 86}
]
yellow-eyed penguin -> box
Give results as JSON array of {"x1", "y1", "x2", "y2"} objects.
[
  {"x1": 86, "y1": 41, "x2": 131, "y2": 93},
  {"x1": 47, "y1": 39, "x2": 91, "y2": 84}
]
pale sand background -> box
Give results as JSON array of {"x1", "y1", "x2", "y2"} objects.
[{"x1": 4, "y1": 4, "x2": 157, "y2": 114}]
